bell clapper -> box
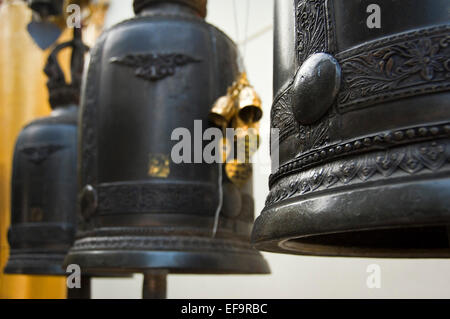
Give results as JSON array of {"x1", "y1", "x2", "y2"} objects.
[{"x1": 142, "y1": 270, "x2": 168, "y2": 299}]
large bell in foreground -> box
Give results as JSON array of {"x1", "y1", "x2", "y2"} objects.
[
  {"x1": 65, "y1": 0, "x2": 269, "y2": 275},
  {"x1": 5, "y1": 29, "x2": 87, "y2": 275},
  {"x1": 252, "y1": 0, "x2": 450, "y2": 258}
]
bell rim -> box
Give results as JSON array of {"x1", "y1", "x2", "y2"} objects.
[
  {"x1": 238, "y1": 106, "x2": 263, "y2": 124},
  {"x1": 4, "y1": 253, "x2": 67, "y2": 276},
  {"x1": 63, "y1": 249, "x2": 270, "y2": 275},
  {"x1": 252, "y1": 176, "x2": 450, "y2": 258},
  {"x1": 253, "y1": 227, "x2": 450, "y2": 259}
]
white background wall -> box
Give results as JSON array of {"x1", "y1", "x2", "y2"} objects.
[{"x1": 91, "y1": 0, "x2": 450, "y2": 299}]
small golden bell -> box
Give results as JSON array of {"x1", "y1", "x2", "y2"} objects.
[
  {"x1": 237, "y1": 85, "x2": 262, "y2": 124},
  {"x1": 209, "y1": 95, "x2": 236, "y2": 128}
]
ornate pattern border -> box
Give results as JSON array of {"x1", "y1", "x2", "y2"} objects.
[
  {"x1": 336, "y1": 25, "x2": 450, "y2": 113},
  {"x1": 269, "y1": 122, "x2": 450, "y2": 186},
  {"x1": 271, "y1": 85, "x2": 333, "y2": 147},
  {"x1": 70, "y1": 236, "x2": 259, "y2": 254},
  {"x1": 295, "y1": 0, "x2": 335, "y2": 65},
  {"x1": 266, "y1": 139, "x2": 450, "y2": 207},
  {"x1": 81, "y1": 34, "x2": 107, "y2": 187},
  {"x1": 272, "y1": 0, "x2": 336, "y2": 145},
  {"x1": 97, "y1": 182, "x2": 217, "y2": 214},
  {"x1": 271, "y1": 86, "x2": 296, "y2": 143},
  {"x1": 272, "y1": 25, "x2": 450, "y2": 145}
]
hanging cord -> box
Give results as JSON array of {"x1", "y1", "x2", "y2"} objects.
[
  {"x1": 232, "y1": 0, "x2": 240, "y2": 45},
  {"x1": 237, "y1": 24, "x2": 273, "y2": 47},
  {"x1": 243, "y1": 0, "x2": 251, "y2": 64},
  {"x1": 212, "y1": 1, "x2": 251, "y2": 237},
  {"x1": 232, "y1": 0, "x2": 243, "y2": 72},
  {"x1": 212, "y1": 126, "x2": 226, "y2": 238},
  {"x1": 211, "y1": 162, "x2": 223, "y2": 237},
  {"x1": 232, "y1": 0, "x2": 251, "y2": 72}
]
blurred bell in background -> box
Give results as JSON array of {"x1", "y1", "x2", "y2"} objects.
[
  {"x1": 0, "y1": 0, "x2": 108, "y2": 299},
  {"x1": 5, "y1": 28, "x2": 87, "y2": 277}
]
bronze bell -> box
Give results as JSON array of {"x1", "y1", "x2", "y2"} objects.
[
  {"x1": 4, "y1": 28, "x2": 88, "y2": 275},
  {"x1": 64, "y1": 0, "x2": 269, "y2": 289},
  {"x1": 252, "y1": 0, "x2": 450, "y2": 258}
]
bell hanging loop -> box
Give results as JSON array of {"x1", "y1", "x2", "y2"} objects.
[{"x1": 44, "y1": 27, "x2": 89, "y2": 108}]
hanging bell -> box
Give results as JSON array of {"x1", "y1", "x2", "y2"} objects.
[
  {"x1": 209, "y1": 95, "x2": 236, "y2": 129},
  {"x1": 252, "y1": 0, "x2": 450, "y2": 258},
  {"x1": 65, "y1": 0, "x2": 269, "y2": 279},
  {"x1": 4, "y1": 29, "x2": 88, "y2": 275},
  {"x1": 236, "y1": 74, "x2": 262, "y2": 124}
]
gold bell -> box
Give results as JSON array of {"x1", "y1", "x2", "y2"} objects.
[
  {"x1": 209, "y1": 95, "x2": 236, "y2": 128},
  {"x1": 237, "y1": 85, "x2": 262, "y2": 124}
]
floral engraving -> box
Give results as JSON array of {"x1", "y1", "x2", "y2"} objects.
[
  {"x1": 97, "y1": 182, "x2": 216, "y2": 214},
  {"x1": 337, "y1": 26, "x2": 450, "y2": 112},
  {"x1": 296, "y1": 0, "x2": 329, "y2": 64},
  {"x1": 269, "y1": 123, "x2": 450, "y2": 186},
  {"x1": 271, "y1": 86, "x2": 333, "y2": 150},
  {"x1": 271, "y1": 88, "x2": 296, "y2": 142},
  {"x1": 81, "y1": 35, "x2": 106, "y2": 186},
  {"x1": 266, "y1": 140, "x2": 450, "y2": 207}
]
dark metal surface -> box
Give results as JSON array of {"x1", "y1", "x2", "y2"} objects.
[
  {"x1": 291, "y1": 53, "x2": 341, "y2": 125},
  {"x1": 252, "y1": 0, "x2": 450, "y2": 257},
  {"x1": 133, "y1": 0, "x2": 207, "y2": 17},
  {"x1": 65, "y1": 0, "x2": 269, "y2": 274},
  {"x1": 4, "y1": 39, "x2": 84, "y2": 275}
]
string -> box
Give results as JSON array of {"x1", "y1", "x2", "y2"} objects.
[
  {"x1": 232, "y1": 0, "x2": 244, "y2": 72},
  {"x1": 212, "y1": 126, "x2": 226, "y2": 237},
  {"x1": 232, "y1": 0, "x2": 240, "y2": 45},
  {"x1": 211, "y1": 162, "x2": 223, "y2": 237},
  {"x1": 212, "y1": 0, "x2": 251, "y2": 237},
  {"x1": 243, "y1": 0, "x2": 251, "y2": 65}
]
